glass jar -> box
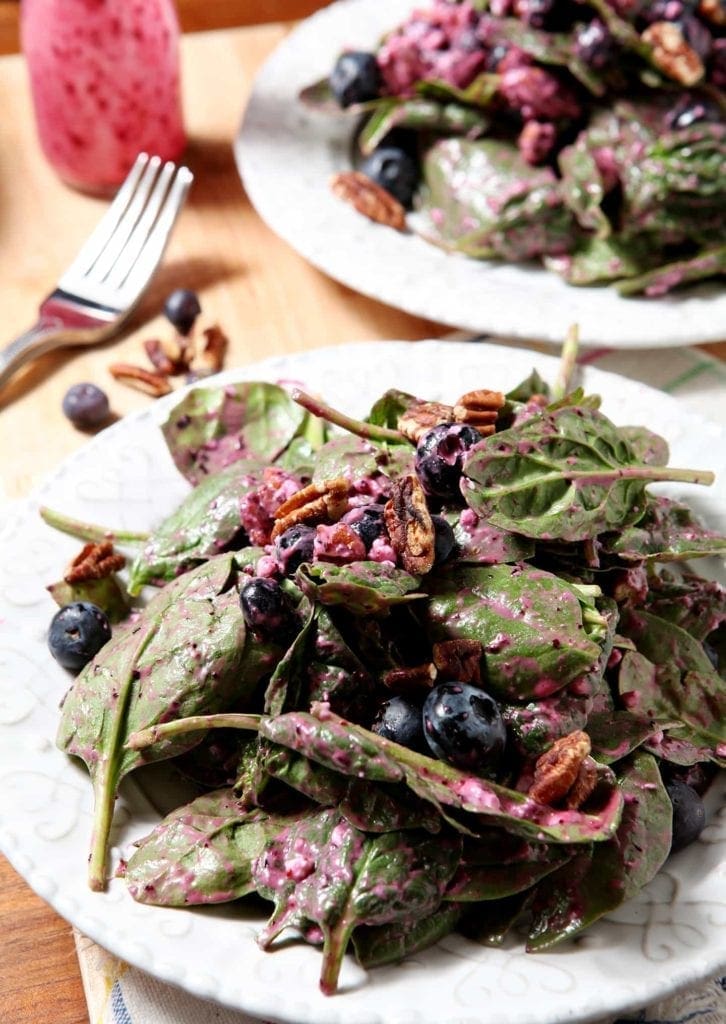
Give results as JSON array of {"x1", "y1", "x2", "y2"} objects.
[{"x1": 21, "y1": 0, "x2": 187, "y2": 195}]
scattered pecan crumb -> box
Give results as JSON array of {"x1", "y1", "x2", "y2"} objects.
[
  {"x1": 271, "y1": 478, "x2": 349, "y2": 540},
  {"x1": 528, "y1": 730, "x2": 592, "y2": 807},
  {"x1": 453, "y1": 389, "x2": 506, "y2": 435},
  {"x1": 433, "y1": 639, "x2": 483, "y2": 685},
  {"x1": 188, "y1": 324, "x2": 229, "y2": 377},
  {"x1": 64, "y1": 542, "x2": 126, "y2": 584},
  {"x1": 109, "y1": 362, "x2": 172, "y2": 397},
  {"x1": 398, "y1": 399, "x2": 456, "y2": 443},
  {"x1": 330, "y1": 171, "x2": 406, "y2": 231},
  {"x1": 382, "y1": 663, "x2": 437, "y2": 694},
  {"x1": 143, "y1": 336, "x2": 188, "y2": 376},
  {"x1": 384, "y1": 474, "x2": 435, "y2": 575},
  {"x1": 642, "y1": 22, "x2": 704, "y2": 86}
]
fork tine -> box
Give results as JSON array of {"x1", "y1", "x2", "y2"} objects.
[
  {"x1": 117, "y1": 166, "x2": 194, "y2": 305},
  {"x1": 59, "y1": 153, "x2": 150, "y2": 283},
  {"x1": 84, "y1": 155, "x2": 163, "y2": 284},
  {"x1": 103, "y1": 160, "x2": 177, "y2": 290}
]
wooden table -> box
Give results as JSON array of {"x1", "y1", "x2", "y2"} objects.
[{"x1": 1, "y1": 19, "x2": 724, "y2": 1024}]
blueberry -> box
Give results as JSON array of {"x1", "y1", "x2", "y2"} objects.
[
  {"x1": 415, "y1": 423, "x2": 483, "y2": 500},
  {"x1": 274, "y1": 523, "x2": 316, "y2": 576},
  {"x1": 574, "y1": 19, "x2": 614, "y2": 69},
  {"x1": 665, "y1": 779, "x2": 706, "y2": 853},
  {"x1": 359, "y1": 146, "x2": 420, "y2": 208},
  {"x1": 423, "y1": 682, "x2": 506, "y2": 774},
  {"x1": 48, "y1": 601, "x2": 111, "y2": 672},
  {"x1": 239, "y1": 578, "x2": 291, "y2": 636},
  {"x1": 61, "y1": 382, "x2": 110, "y2": 430},
  {"x1": 432, "y1": 514, "x2": 457, "y2": 564},
  {"x1": 329, "y1": 51, "x2": 382, "y2": 108},
  {"x1": 665, "y1": 94, "x2": 721, "y2": 130},
  {"x1": 341, "y1": 504, "x2": 387, "y2": 550},
  {"x1": 371, "y1": 696, "x2": 426, "y2": 752},
  {"x1": 163, "y1": 288, "x2": 201, "y2": 335}
]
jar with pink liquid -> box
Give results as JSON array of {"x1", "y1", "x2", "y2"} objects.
[{"x1": 21, "y1": 0, "x2": 187, "y2": 195}]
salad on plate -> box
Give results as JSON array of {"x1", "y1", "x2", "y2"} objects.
[
  {"x1": 301, "y1": 0, "x2": 726, "y2": 296},
  {"x1": 42, "y1": 339, "x2": 726, "y2": 996}
]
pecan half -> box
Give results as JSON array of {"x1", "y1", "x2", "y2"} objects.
[
  {"x1": 330, "y1": 171, "x2": 406, "y2": 231},
  {"x1": 433, "y1": 639, "x2": 483, "y2": 685},
  {"x1": 64, "y1": 542, "x2": 126, "y2": 584},
  {"x1": 453, "y1": 389, "x2": 506, "y2": 435},
  {"x1": 698, "y1": 0, "x2": 726, "y2": 26},
  {"x1": 109, "y1": 362, "x2": 172, "y2": 397},
  {"x1": 384, "y1": 474, "x2": 435, "y2": 574},
  {"x1": 398, "y1": 399, "x2": 455, "y2": 443},
  {"x1": 642, "y1": 22, "x2": 704, "y2": 86},
  {"x1": 382, "y1": 663, "x2": 437, "y2": 695},
  {"x1": 188, "y1": 324, "x2": 228, "y2": 377},
  {"x1": 528, "y1": 730, "x2": 592, "y2": 807},
  {"x1": 271, "y1": 477, "x2": 349, "y2": 540}
]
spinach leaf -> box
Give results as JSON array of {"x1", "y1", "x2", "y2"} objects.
[
  {"x1": 352, "y1": 902, "x2": 463, "y2": 968},
  {"x1": 296, "y1": 561, "x2": 425, "y2": 616},
  {"x1": 616, "y1": 426, "x2": 669, "y2": 467},
  {"x1": 586, "y1": 709, "x2": 656, "y2": 764},
  {"x1": 263, "y1": 603, "x2": 318, "y2": 716},
  {"x1": 421, "y1": 563, "x2": 603, "y2": 699},
  {"x1": 602, "y1": 497, "x2": 726, "y2": 562},
  {"x1": 505, "y1": 368, "x2": 551, "y2": 404},
  {"x1": 527, "y1": 752, "x2": 671, "y2": 949},
  {"x1": 252, "y1": 809, "x2": 461, "y2": 994},
  {"x1": 446, "y1": 509, "x2": 535, "y2": 565},
  {"x1": 125, "y1": 789, "x2": 293, "y2": 906},
  {"x1": 260, "y1": 741, "x2": 349, "y2": 806},
  {"x1": 618, "y1": 246, "x2": 726, "y2": 297},
  {"x1": 47, "y1": 575, "x2": 129, "y2": 624},
  {"x1": 459, "y1": 891, "x2": 533, "y2": 946},
  {"x1": 341, "y1": 778, "x2": 442, "y2": 834},
  {"x1": 462, "y1": 405, "x2": 712, "y2": 542},
  {"x1": 57, "y1": 554, "x2": 248, "y2": 890},
  {"x1": 502, "y1": 689, "x2": 592, "y2": 758},
  {"x1": 445, "y1": 844, "x2": 571, "y2": 901},
  {"x1": 358, "y1": 97, "x2": 489, "y2": 155},
  {"x1": 618, "y1": 611, "x2": 726, "y2": 751},
  {"x1": 127, "y1": 460, "x2": 264, "y2": 594},
  {"x1": 311, "y1": 435, "x2": 414, "y2": 486},
  {"x1": 161, "y1": 382, "x2": 307, "y2": 485},
  {"x1": 644, "y1": 569, "x2": 726, "y2": 641}
]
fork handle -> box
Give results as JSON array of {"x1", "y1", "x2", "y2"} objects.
[{"x1": 0, "y1": 320, "x2": 74, "y2": 389}]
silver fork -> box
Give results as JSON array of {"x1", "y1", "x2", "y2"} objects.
[{"x1": 0, "y1": 153, "x2": 193, "y2": 390}]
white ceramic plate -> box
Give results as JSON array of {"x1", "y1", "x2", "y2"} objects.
[
  {"x1": 1, "y1": 341, "x2": 725, "y2": 1024},
  {"x1": 235, "y1": 0, "x2": 726, "y2": 349}
]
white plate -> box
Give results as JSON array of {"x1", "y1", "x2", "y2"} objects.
[
  {"x1": 235, "y1": 0, "x2": 726, "y2": 349},
  {"x1": 1, "y1": 341, "x2": 724, "y2": 1024}
]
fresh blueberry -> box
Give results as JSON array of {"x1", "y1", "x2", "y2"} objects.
[
  {"x1": 359, "y1": 146, "x2": 420, "y2": 207},
  {"x1": 341, "y1": 504, "x2": 387, "y2": 550},
  {"x1": 239, "y1": 578, "x2": 291, "y2": 636},
  {"x1": 48, "y1": 601, "x2": 111, "y2": 672},
  {"x1": 415, "y1": 423, "x2": 483, "y2": 500},
  {"x1": 423, "y1": 682, "x2": 506, "y2": 774},
  {"x1": 665, "y1": 93, "x2": 721, "y2": 130},
  {"x1": 274, "y1": 523, "x2": 316, "y2": 576},
  {"x1": 329, "y1": 51, "x2": 382, "y2": 107},
  {"x1": 431, "y1": 514, "x2": 457, "y2": 564},
  {"x1": 163, "y1": 288, "x2": 202, "y2": 335},
  {"x1": 371, "y1": 696, "x2": 426, "y2": 752},
  {"x1": 61, "y1": 382, "x2": 110, "y2": 430},
  {"x1": 665, "y1": 779, "x2": 706, "y2": 852},
  {"x1": 574, "y1": 19, "x2": 614, "y2": 69}
]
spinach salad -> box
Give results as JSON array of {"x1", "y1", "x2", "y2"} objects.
[
  {"x1": 302, "y1": 0, "x2": 726, "y2": 296},
  {"x1": 44, "y1": 347, "x2": 725, "y2": 995}
]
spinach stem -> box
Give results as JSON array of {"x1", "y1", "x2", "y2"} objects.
[
  {"x1": 126, "y1": 712, "x2": 262, "y2": 750},
  {"x1": 40, "y1": 505, "x2": 149, "y2": 544},
  {"x1": 290, "y1": 388, "x2": 407, "y2": 445},
  {"x1": 552, "y1": 324, "x2": 580, "y2": 402}
]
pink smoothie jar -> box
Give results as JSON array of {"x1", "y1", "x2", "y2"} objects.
[{"x1": 21, "y1": 0, "x2": 187, "y2": 194}]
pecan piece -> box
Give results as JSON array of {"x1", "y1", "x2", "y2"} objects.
[
  {"x1": 271, "y1": 477, "x2": 349, "y2": 540},
  {"x1": 382, "y1": 663, "x2": 437, "y2": 695},
  {"x1": 698, "y1": 0, "x2": 726, "y2": 26},
  {"x1": 565, "y1": 756, "x2": 599, "y2": 810},
  {"x1": 64, "y1": 542, "x2": 126, "y2": 584},
  {"x1": 529, "y1": 730, "x2": 592, "y2": 807},
  {"x1": 398, "y1": 399, "x2": 455, "y2": 444},
  {"x1": 330, "y1": 171, "x2": 406, "y2": 231},
  {"x1": 433, "y1": 639, "x2": 483, "y2": 685},
  {"x1": 642, "y1": 22, "x2": 704, "y2": 86},
  {"x1": 384, "y1": 474, "x2": 435, "y2": 575},
  {"x1": 188, "y1": 324, "x2": 228, "y2": 377},
  {"x1": 453, "y1": 389, "x2": 506, "y2": 435},
  {"x1": 109, "y1": 362, "x2": 172, "y2": 397}
]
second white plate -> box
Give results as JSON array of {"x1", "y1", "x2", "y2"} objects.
[{"x1": 235, "y1": 0, "x2": 726, "y2": 348}]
